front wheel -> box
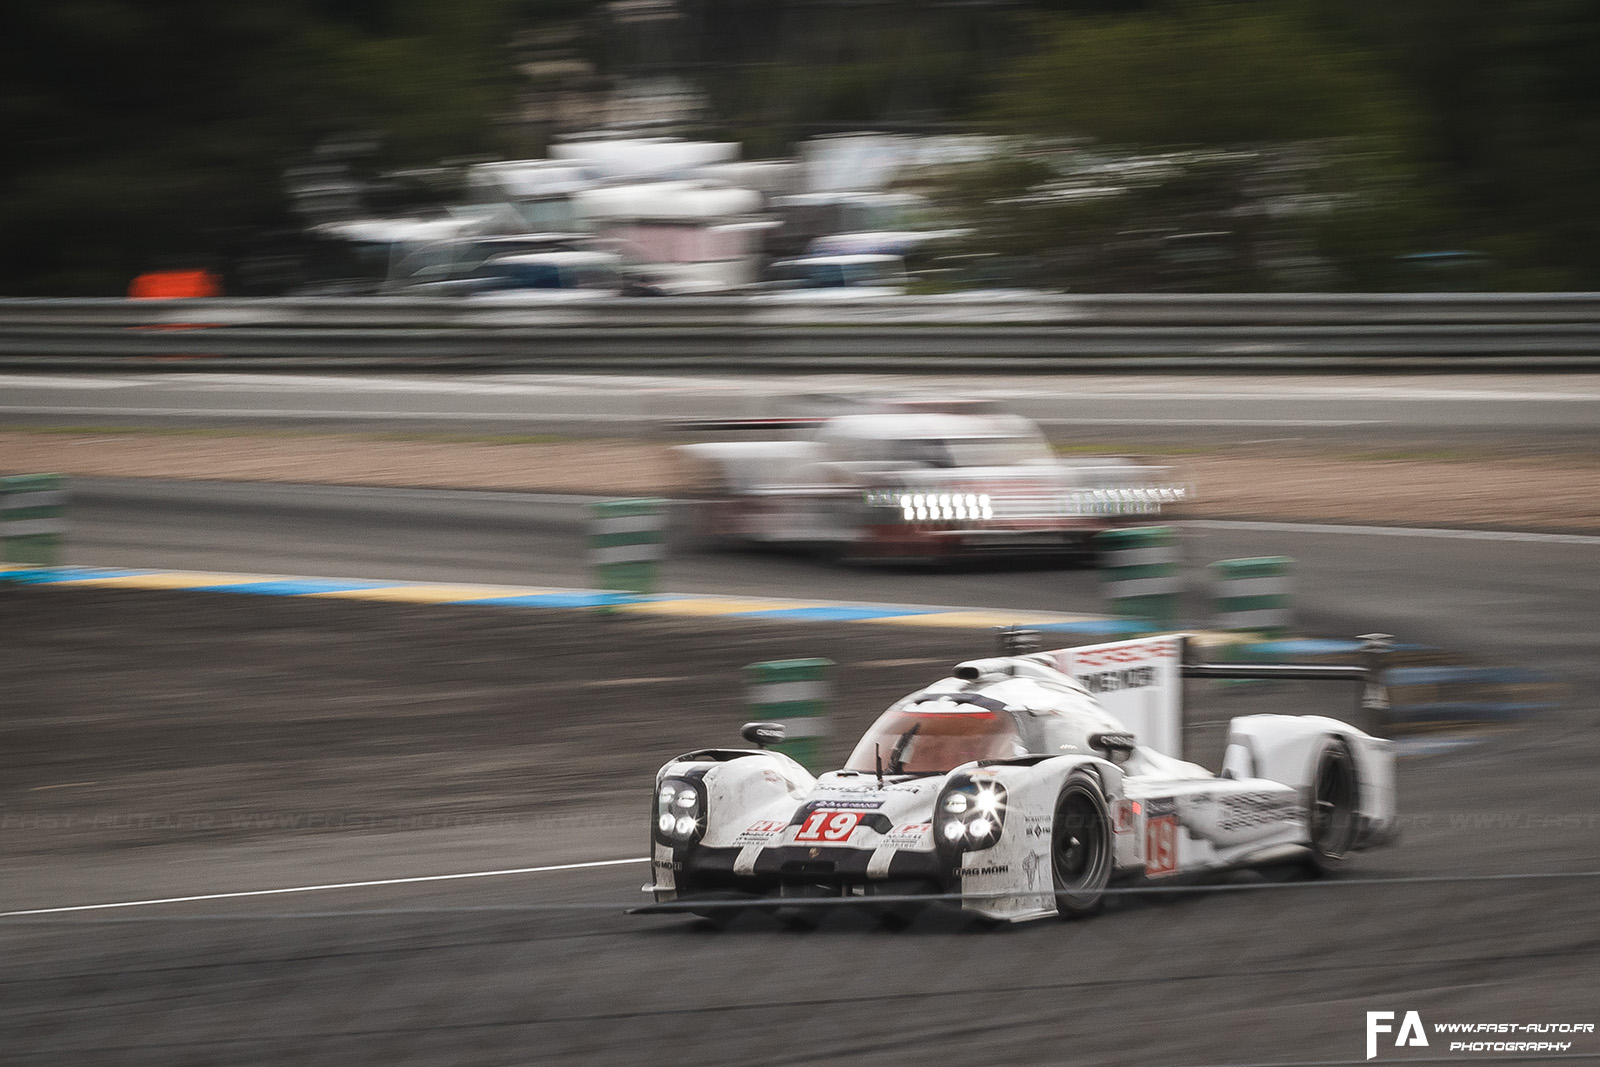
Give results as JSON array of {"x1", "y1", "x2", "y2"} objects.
[
  {"x1": 1052, "y1": 777, "x2": 1113, "y2": 919},
  {"x1": 1307, "y1": 738, "x2": 1360, "y2": 873}
]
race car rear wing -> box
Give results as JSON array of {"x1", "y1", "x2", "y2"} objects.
[{"x1": 1000, "y1": 629, "x2": 1392, "y2": 760}]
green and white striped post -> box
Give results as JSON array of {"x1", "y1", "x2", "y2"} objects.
[
  {"x1": 1210, "y1": 556, "x2": 1293, "y2": 636},
  {"x1": 1097, "y1": 526, "x2": 1180, "y2": 626},
  {"x1": 1, "y1": 474, "x2": 67, "y2": 568},
  {"x1": 589, "y1": 498, "x2": 666, "y2": 607},
  {"x1": 744, "y1": 658, "x2": 832, "y2": 771}
]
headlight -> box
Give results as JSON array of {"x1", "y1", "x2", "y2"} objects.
[
  {"x1": 653, "y1": 777, "x2": 705, "y2": 845},
  {"x1": 875, "y1": 490, "x2": 995, "y2": 524},
  {"x1": 935, "y1": 778, "x2": 1008, "y2": 853},
  {"x1": 1065, "y1": 486, "x2": 1180, "y2": 516}
]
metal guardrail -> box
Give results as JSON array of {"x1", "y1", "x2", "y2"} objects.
[{"x1": 2, "y1": 293, "x2": 1598, "y2": 370}]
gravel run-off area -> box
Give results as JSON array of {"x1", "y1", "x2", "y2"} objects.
[{"x1": 3, "y1": 430, "x2": 1599, "y2": 531}]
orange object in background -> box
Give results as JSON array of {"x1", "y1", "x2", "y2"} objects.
[
  {"x1": 126, "y1": 270, "x2": 224, "y2": 358},
  {"x1": 128, "y1": 270, "x2": 222, "y2": 299}
]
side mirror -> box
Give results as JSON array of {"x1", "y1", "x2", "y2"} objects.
[
  {"x1": 1089, "y1": 732, "x2": 1136, "y2": 762},
  {"x1": 741, "y1": 721, "x2": 786, "y2": 749}
]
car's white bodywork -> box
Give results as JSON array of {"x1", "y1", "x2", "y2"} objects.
[
  {"x1": 645, "y1": 636, "x2": 1397, "y2": 922},
  {"x1": 678, "y1": 409, "x2": 1189, "y2": 561}
]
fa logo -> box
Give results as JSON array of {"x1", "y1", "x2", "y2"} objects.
[{"x1": 1367, "y1": 1011, "x2": 1429, "y2": 1059}]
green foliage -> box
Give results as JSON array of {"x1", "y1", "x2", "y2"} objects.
[
  {"x1": 925, "y1": 3, "x2": 1464, "y2": 290},
  {"x1": 0, "y1": 0, "x2": 524, "y2": 294},
  {"x1": 990, "y1": 2, "x2": 1415, "y2": 149},
  {"x1": 682, "y1": 1, "x2": 1022, "y2": 154},
  {"x1": 1306, "y1": 0, "x2": 1600, "y2": 284},
  {"x1": 5, "y1": 0, "x2": 1600, "y2": 291}
]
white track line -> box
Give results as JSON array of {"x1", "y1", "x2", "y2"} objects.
[
  {"x1": 1189, "y1": 519, "x2": 1600, "y2": 547},
  {"x1": 0, "y1": 857, "x2": 649, "y2": 918}
]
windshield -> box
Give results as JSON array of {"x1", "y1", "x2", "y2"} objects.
[
  {"x1": 846, "y1": 707, "x2": 1025, "y2": 774},
  {"x1": 887, "y1": 436, "x2": 1055, "y2": 468}
]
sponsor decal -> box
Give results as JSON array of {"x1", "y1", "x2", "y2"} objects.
[
  {"x1": 956, "y1": 863, "x2": 1010, "y2": 877},
  {"x1": 800, "y1": 797, "x2": 883, "y2": 811},
  {"x1": 1022, "y1": 851, "x2": 1043, "y2": 890},
  {"x1": 1219, "y1": 792, "x2": 1303, "y2": 831},
  {"x1": 1077, "y1": 666, "x2": 1157, "y2": 694},
  {"x1": 1114, "y1": 798, "x2": 1140, "y2": 834},
  {"x1": 1068, "y1": 639, "x2": 1178, "y2": 670},
  {"x1": 1145, "y1": 813, "x2": 1179, "y2": 877},
  {"x1": 734, "y1": 819, "x2": 787, "y2": 845},
  {"x1": 794, "y1": 810, "x2": 864, "y2": 843},
  {"x1": 652, "y1": 860, "x2": 683, "y2": 871},
  {"x1": 884, "y1": 822, "x2": 931, "y2": 848}
]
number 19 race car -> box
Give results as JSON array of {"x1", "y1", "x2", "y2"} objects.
[{"x1": 639, "y1": 635, "x2": 1397, "y2": 923}]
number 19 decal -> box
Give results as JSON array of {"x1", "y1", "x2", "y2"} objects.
[
  {"x1": 795, "y1": 810, "x2": 862, "y2": 842},
  {"x1": 1145, "y1": 814, "x2": 1179, "y2": 876}
]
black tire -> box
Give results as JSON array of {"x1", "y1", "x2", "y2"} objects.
[
  {"x1": 1052, "y1": 777, "x2": 1113, "y2": 919},
  {"x1": 1307, "y1": 737, "x2": 1360, "y2": 873}
]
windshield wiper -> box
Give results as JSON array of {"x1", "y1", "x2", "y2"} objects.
[{"x1": 887, "y1": 723, "x2": 920, "y2": 775}]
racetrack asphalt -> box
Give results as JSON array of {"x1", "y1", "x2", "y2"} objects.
[
  {"x1": 6, "y1": 370, "x2": 1600, "y2": 452},
  {"x1": 2, "y1": 585, "x2": 1598, "y2": 1066},
  {"x1": 56, "y1": 477, "x2": 1600, "y2": 674},
  {"x1": 3, "y1": 586, "x2": 1599, "y2": 1062},
  {"x1": 2, "y1": 479, "x2": 1598, "y2": 1065}
]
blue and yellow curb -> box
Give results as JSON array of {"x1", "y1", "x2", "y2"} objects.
[
  {"x1": 0, "y1": 562, "x2": 1195, "y2": 637},
  {"x1": 2, "y1": 563, "x2": 1539, "y2": 752}
]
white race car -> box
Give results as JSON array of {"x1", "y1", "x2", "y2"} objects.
[
  {"x1": 640, "y1": 635, "x2": 1397, "y2": 923},
  {"x1": 676, "y1": 403, "x2": 1188, "y2": 562}
]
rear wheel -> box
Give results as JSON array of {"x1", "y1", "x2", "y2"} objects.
[
  {"x1": 1052, "y1": 777, "x2": 1113, "y2": 919},
  {"x1": 1307, "y1": 738, "x2": 1360, "y2": 872}
]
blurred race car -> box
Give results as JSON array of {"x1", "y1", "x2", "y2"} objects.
[
  {"x1": 638, "y1": 635, "x2": 1397, "y2": 924},
  {"x1": 675, "y1": 403, "x2": 1187, "y2": 562}
]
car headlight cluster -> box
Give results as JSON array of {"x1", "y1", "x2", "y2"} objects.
[
  {"x1": 655, "y1": 778, "x2": 705, "y2": 845},
  {"x1": 1064, "y1": 486, "x2": 1186, "y2": 516},
  {"x1": 936, "y1": 779, "x2": 1009, "y2": 852},
  {"x1": 863, "y1": 486, "x2": 1188, "y2": 522},
  {"x1": 901, "y1": 492, "x2": 993, "y2": 522},
  {"x1": 861, "y1": 490, "x2": 996, "y2": 523}
]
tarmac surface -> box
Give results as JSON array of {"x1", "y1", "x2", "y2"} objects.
[
  {"x1": 5, "y1": 363, "x2": 1600, "y2": 1064},
  {"x1": 5, "y1": 370, "x2": 1600, "y2": 451},
  {"x1": 2, "y1": 579, "x2": 1598, "y2": 1066}
]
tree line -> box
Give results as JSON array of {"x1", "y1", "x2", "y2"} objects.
[{"x1": 2, "y1": 0, "x2": 1595, "y2": 292}]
